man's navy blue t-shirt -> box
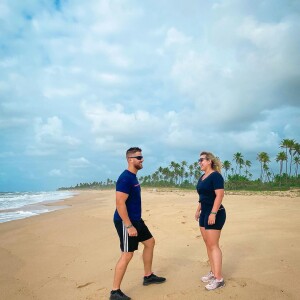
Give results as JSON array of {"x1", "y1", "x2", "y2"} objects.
[
  {"x1": 196, "y1": 172, "x2": 224, "y2": 210},
  {"x1": 114, "y1": 170, "x2": 142, "y2": 221}
]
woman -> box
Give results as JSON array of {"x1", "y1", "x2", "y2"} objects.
[{"x1": 195, "y1": 151, "x2": 226, "y2": 290}]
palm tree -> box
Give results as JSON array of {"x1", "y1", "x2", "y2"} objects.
[
  {"x1": 276, "y1": 151, "x2": 287, "y2": 183},
  {"x1": 293, "y1": 142, "x2": 300, "y2": 157},
  {"x1": 188, "y1": 164, "x2": 194, "y2": 183},
  {"x1": 292, "y1": 142, "x2": 300, "y2": 176},
  {"x1": 233, "y1": 152, "x2": 244, "y2": 175},
  {"x1": 193, "y1": 161, "x2": 200, "y2": 183},
  {"x1": 179, "y1": 161, "x2": 187, "y2": 184},
  {"x1": 287, "y1": 139, "x2": 296, "y2": 176},
  {"x1": 169, "y1": 161, "x2": 177, "y2": 184},
  {"x1": 244, "y1": 160, "x2": 252, "y2": 179},
  {"x1": 294, "y1": 156, "x2": 300, "y2": 177},
  {"x1": 280, "y1": 139, "x2": 289, "y2": 175},
  {"x1": 257, "y1": 152, "x2": 270, "y2": 182},
  {"x1": 222, "y1": 160, "x2": 231, "y2": 180}
]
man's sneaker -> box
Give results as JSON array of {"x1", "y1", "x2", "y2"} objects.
[
  {"x1": 205, "y1": 278, "x2": 225, "y2": 290},
  {"x1": 109, "y1": 289, "x2": 131, "y2": 300},
  {"x1": 201, "y1": 271, "x2": 215, "y2": 283},
  {"x1": 143, "y1": 273, "x2": 166, "y2": 286}
]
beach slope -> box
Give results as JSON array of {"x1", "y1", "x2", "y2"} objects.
[{"x1": 0, "y1": 189, "x2": 299, "y2": 299}]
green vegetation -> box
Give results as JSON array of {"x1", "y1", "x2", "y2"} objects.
[
  {"x1": 58, "y1": 138, "x2": 300, "y2": 191},
  {"x1": 58, "y1": 179, "x2": 115, "y2": 190}
]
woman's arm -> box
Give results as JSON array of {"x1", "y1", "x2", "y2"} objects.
[
  {"x1": 208, "y1": 189, "x2": 224, "y2": 225},
  {"x1": 195, "y1": 202, "x2": 201, "y2": 221}
]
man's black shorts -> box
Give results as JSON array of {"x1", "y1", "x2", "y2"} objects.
[
  {"x1": 199, "y1": 208, "x2": 226, "y2": 230},
  {"x1": 114, "y1": 219, "x2": 153, "y2": 252}
]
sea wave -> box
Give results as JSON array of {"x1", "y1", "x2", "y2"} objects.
[{"x1": 0, "y1": 191, "x2": 77, "y2": 223}]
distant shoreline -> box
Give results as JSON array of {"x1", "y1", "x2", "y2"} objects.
[{"x1": 59, "y1": 187, "x2": 300, "y2": 197}]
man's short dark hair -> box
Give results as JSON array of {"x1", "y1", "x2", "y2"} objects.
[{"x1": 126, "y1": 147, "x2": 142, "y2": 158}]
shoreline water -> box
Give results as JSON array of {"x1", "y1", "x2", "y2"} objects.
[{"x1": 0, "y1": 191, "x2": 77, "y2": 223}]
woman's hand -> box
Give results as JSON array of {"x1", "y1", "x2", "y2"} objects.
[
  {"x1": 208, "y1": 213, "x2": 216, "y2": 225},
  {"x1": 195, "y1": 210, "x2": 200, "y2": 221}
]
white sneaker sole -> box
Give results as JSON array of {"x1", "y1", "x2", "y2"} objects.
[{"x1": 205, "y1": 282, "x2": 225, "y2": 291}]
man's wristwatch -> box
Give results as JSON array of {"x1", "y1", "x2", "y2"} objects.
[{"x1": 126, "y1": 224, "x2": 133, "y2": 229}]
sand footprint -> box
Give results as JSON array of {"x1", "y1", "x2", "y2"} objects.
[
  {"x1": 77, "y1": 282, "x2": 94, "y2": 289},
  {"x1": 228, "y1": 278, "x2": 247, "y2": 288}
]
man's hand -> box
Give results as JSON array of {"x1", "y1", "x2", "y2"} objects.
[{"x1": 127, "y1": 226, "x2": 138, "y2": 237}]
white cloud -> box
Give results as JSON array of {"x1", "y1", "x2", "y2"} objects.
[
  {"x1": 26, "y1": 117, "x2": 81, "y2": 156},
  {"x1": 49, "y1": 169, "x2": 62, "y2": 177},
  {"x1": 0, "y1": 2, "x2": 10, "y2": 19},
  {"x1": 0, "y1": 0, "x2": 299, "y2": 191},
  {"x1": 82, "y1": 102, "x2": 163, "y2": 138},
  {"x1": 68, "y1": 157, "x2": 90, "y2": 168},
  {"x1": 43, "y1": 87, "x2": 84, "y2": 99},
  {"x1": 165, "y1": 27, "x2": 192, "y2": 47},
  {"x1": 91, "y1": 72, "x2": 125, "y2": 85},
  {"x1": 0, "y1": 117, "x2": 28, "y2": 129},
  {"x1": 168, "y1": 13, "x2": 300, "y2": 130}
]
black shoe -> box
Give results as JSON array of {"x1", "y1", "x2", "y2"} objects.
[
  {"x1": 143, "y1": 273, "x2": 166, "y2": 286},
  {"x1": 109, "y1": 289, "x2": 131, "y2": 300}
]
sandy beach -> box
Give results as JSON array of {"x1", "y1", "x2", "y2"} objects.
[{"x1": 0, "y1": 189, "x2": 300, "y2": 300}]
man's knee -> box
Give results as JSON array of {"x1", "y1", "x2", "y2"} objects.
[
  {"x1": 121, "y1": 252, "x2": 134, "y2": 263},
  {"x1": 143, "y1": 237, "x2": 155, "y2": 248}
]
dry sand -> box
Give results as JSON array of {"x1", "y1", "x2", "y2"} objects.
[{"x1": 0, "y1": 189, "x2": 300, "y2": 300}]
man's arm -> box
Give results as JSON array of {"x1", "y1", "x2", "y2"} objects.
[
  {"x1": 116, "y1": 191, "x2": 138, "y2": 236},
  {"x1": 116, "y1": 191, "x2": 131, "y2": 227}
]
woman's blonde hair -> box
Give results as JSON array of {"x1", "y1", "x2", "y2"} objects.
[{"x1": 200, "y1": 151, "x2": 222, "y2": 173}]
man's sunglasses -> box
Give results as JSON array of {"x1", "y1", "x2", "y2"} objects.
[
  {"x1": 198, "y1": 158, "x2": 206, "y2": 163},
  {"x1": 129, "y1": 156, "x2": 143, "y2": 160}
]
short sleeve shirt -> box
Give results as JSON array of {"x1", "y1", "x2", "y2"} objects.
[
  {"x1": 113, "y1": 170, "x2": 142, "y2": 221},
  {"x1": 196, "y1": 172, "x2": 224, "y2": 209}
]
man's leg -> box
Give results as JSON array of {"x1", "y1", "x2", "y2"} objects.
[
  {"x1": 141, "y1": 237, "x2": 166, "y2": 286},
  {"x1": 141, "y1": 237, "x2": 155, "y2": 276},
  {"x1": 112, "y1": 252, "x2": 134, "y2": 290}
]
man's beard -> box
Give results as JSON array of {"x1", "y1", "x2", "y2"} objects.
[{"x1": 135, "y1": 163, "x2": 143, "y2": 170}]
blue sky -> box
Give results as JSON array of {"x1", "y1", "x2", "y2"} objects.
[{"x1": 0, "y1": 0, "x2": 299, "y2": 192}]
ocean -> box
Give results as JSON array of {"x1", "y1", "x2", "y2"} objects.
[{"x1": 0, "y1": 191, "x2": 77, "y2": 223}]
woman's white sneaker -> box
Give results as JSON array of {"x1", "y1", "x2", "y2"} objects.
[
  {"x1": 201, "y1": 271, "x2": 215, "y2": 283},
  {"x1": 205, "y1": 278, "x2": 225, "y2": 290}
]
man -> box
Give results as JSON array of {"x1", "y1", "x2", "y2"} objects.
[{"x1": 110, "y1": 147, "x2": 166, "y2": 300}]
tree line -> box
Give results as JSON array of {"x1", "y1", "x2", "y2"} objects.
[{"x1": 58, "y1": 138, "x2": 299, "y2": 191}]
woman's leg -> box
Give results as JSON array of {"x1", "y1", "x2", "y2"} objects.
[
  {"x1": 200, "y1": 226, "x2": 215, "y2": 275},
  {"x1": 205, "y1": 229, "x2": 223, "y2": 280}
]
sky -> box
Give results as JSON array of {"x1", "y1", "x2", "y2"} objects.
[{"x1": 0, "y1": 0, "x2": 299, "y2": 192}]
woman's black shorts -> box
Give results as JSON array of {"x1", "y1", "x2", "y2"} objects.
[
  {"x1": 199, "y1": 208, "x2": 226, "y2": 230},
  {"x1": 114, "y1": 219, "x2": 153, "y2": 252}
]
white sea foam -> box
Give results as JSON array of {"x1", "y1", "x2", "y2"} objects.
[{"x1": 0, "y1": 191, "x2": 77, "y2": 223}]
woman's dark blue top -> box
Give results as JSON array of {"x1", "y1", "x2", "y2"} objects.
[{"x1": 196, "y1": 171, "x2": 224, "y2": 211}]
